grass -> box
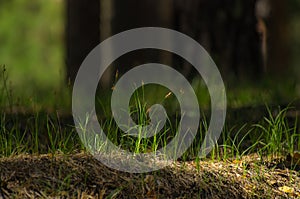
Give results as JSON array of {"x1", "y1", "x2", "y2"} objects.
[
  {"x1": 0, "y1": 64, "x2": 300, "y2": 197},
  {"x1": 1, "y1": 86, "x2": 300, "y2": 197},
  {"x1": 0, "y1": 1, "x2": 299, "y2": 197},
  {"x1": 254, "y1": 106, "x2": 299, "y2": 156}
]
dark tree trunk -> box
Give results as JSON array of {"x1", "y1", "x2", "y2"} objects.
[
  {"x1": 174, "y1": 0, "x2": 264, "y2": 81},
  {"x1": 111, "y1": 0, "x2": 173, "y2": 79},
  {"x1": 65, "y1": 0, "x2": 265, "y2": 84},
  {"x1": 268, "y1": 0, "x2": 289, "y2": 76},
  {"x1": 66, "y1": 0, "x2": 100, "y2": 84}
]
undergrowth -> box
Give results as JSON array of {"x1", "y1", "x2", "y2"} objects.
[{"x1": 0, "y1": 64, "x2": 299, "y2": 163}]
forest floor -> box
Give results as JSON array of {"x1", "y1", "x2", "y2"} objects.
[
  {"x1": 1, "y1": 104, "x2": 300, "y2": 198},
  {"x1": 0, "y1": 152, "x2": 300, "y2": 199}
]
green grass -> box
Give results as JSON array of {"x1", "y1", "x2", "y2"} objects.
[
  {"x1": 0, "y1": 61, "x2": 299, "y2": 163},
  {"x1": 1, "y1": 81, "x2": 299, "y2": 163},
  {"x1": 0, "y1": 1, "x2": 300, "y2": 197},
  {"x1": 255, "y1": 106, "x2": 299, "y2": 155},
  {"x1": 0, "y1": 67, "x2": 300, "y2": 198}
]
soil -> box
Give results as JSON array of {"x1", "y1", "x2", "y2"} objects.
[{"x1": 0, "y1": 153, "x2": 299, "y2": 198}]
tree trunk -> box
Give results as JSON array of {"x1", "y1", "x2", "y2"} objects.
[
  {"x1": 66, "y1": 0, "x2": 100, "y2": 84},
  {"x1": 112, "y1": 0, "x2": 173, "y2": 78},
  {"x1": 99, "y1": 0, "x2": 114, "y2": 88},
  {"x1": 267, "y1": 0, "x2": 289, "y2": 76}
]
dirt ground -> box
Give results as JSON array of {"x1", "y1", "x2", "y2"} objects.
[{"x1": 0, "y1": 153, "x2": 299, "y2": 198}]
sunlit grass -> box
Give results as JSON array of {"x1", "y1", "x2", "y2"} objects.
[{"x1": 1, "y1": 82, "x2": 299, "y2": 163}]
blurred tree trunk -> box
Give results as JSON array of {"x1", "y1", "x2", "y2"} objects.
[
  {"x1": 174, "y1": 0, "x2": 263, "y2": 81},
  {"x1": 99, "y1": 0, "x2": 114, "y2": 88},
  {"x1": 158, "y1": 0, "x2": 174, "y2": 66},
  {"x1": 66, "y1": 0, "x2": 100, "y2": 84},
  {"x1": 65, "y1": 0, "x2": 266, "y2": 84},
  {"x1": 267, "y1": 0, "x2": 289, "y2": 76},
  {"x1": 112, "y1": 0, "x2": 173, "y2": 79},
  {"x1": 231, "y1": 0, "x2": 263, "y2": 79}
]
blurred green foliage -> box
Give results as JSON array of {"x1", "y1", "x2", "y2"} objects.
[
  {"x1": 0, "y1": 0, "x2": 64, "y2": 104},
  {"x1": 0, "y1": 0, "x2": 299, "y2": 111}
]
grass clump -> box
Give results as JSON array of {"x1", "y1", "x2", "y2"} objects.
[{"x1": 0, "y1": 67, "x2": 299, "y2": 198}]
